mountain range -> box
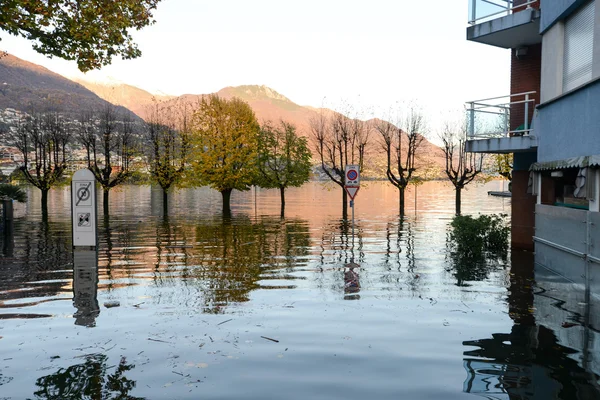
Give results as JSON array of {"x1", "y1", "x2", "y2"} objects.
[
  {"x1": 0, "y1": 53, "x2": 445, "y2": 178},
  {"x1": 0, "y1": 53, "x2": 138, "y2": 119}
]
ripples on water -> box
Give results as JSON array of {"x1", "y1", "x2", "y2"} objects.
[{"x1": 0, "y1": 181, "x2": 598, "y2": 399}]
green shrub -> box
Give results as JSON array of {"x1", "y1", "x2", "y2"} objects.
[
  {"x1": 447, "y1": 214, "x2": 509, "y2": 286},
  {"x1": 450, "y1": 213, "x2": 509, "y2": 257}
]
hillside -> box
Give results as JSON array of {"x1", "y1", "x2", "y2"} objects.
[
  {"x1": 73, "y1": 79, "x2": 175, "y2": 118},
  {"x1": 0, "y1": 53, "x2": 139, "y2": 119},
  {"x1": 0, "y1": 53, "x2": 446, "y2": 179}
]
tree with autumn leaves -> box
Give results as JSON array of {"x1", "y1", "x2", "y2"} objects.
[
  {"x1": 190, "y1": 95, "x2": 260, "y2": 216},
  {"x1": 1, "y1": 1, "x2": 162, "y2": 72},
  {"x1": 256, "y1": 120, "x2": 312, "y2": 216}
]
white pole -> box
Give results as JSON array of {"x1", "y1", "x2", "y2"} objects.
[{"x1": 351, "y1": 199, "x2": 355, "y2": 262}]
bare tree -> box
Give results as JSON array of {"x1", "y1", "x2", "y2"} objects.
[
  {"x1": 441, "y1": 122, "x2": 484, "y2": 215},
  {"x1": 310, "y1": 108, "x2": 371, "y2": 219},
  {"x1": 6, "y1": 109, "x2": 70, "y2": 216},
  {"x1": 77, "y1": 104, "x2": 137, "y2": 215},
  {"x1": 376, "y1": 106, "x2": 425, "y2": 215}
]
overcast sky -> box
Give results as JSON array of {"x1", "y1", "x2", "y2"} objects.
[{"x1": 1, "y1": 0, "x2": 509, "y2": 131}]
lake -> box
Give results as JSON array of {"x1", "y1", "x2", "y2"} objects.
[{"x1": 0, "y1": 181, "x2": 598, "y2": 399}]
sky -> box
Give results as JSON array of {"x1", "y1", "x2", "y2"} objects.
[{"x1": 1, "y1": 0, "x2": 510, "y2": 132}]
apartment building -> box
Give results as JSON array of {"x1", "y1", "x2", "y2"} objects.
[{"x1": 466, "y1": 0, "x2": 599, "y2": 289}]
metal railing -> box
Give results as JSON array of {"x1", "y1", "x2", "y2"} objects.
[
  {"x1": 466, "y1": 91, "x2": 536, "y2": 139},
  {"x1": 468, "y1": 0, "x2": 538, "y2": 25}
]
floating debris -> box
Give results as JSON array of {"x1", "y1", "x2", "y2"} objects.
[{"x1": 104, "y1": 301, "x2": 120, "y2": 308}]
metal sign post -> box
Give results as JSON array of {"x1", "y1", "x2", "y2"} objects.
[
  {"x1": 344, "y1": 165, "x2": 360, "y2": 260},
  {"x1": 72, "y1": 169, "x2": 98, "y2": 248}
]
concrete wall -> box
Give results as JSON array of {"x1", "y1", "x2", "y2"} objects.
[
  {"x1": 540, "y1": 22, "x2": 564, "y2": 102},
  {"x1": 534, "y1": 205, "x2": 599, "y2": 292},
  {"x1": 540, "y1": 0, "x2": 587, "y2": 33},
  {"x1": 536, "y1": 79, "x2": 600, "y2": 162}
]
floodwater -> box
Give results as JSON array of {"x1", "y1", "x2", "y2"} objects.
[{"x1": 0, "y1": 181, "x2": 598, "y2": 399}]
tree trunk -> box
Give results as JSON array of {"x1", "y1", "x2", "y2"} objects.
[
  {"x1": 342, "y1": 186, "x2": 348, "y2": 220},
  {"x1": 103, "y1": 188, "x2": 109, "y2": 215},
  {"x1": 399, "y1": 187, "x2": 406, "y2": 216},
  {"x1": 455, "y1": 187, "x2": 462, "y2": 215},
  {"x1": 221, "y1": 188, "x2": 232, "y2": 217},
  {"x1": 279, "y1": 186, "x2": 285, "y2": 218},
  {"x1": 41, "y1": 188, "x2": 49, "y2": 220},
  {"x1": 162, "y1": 189, "x2": 168, "y2": 217}
]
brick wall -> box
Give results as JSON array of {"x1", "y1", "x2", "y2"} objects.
[
  {"x1": 512, "y1": 170, "x2": 536, "y2": 250},
  {"x1": 510, "y1": 43, "x2": 542, "y2": 132}
]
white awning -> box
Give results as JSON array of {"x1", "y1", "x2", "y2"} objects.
[{"x1": 530, "y1": 155, "x2": 600, "y2": 171}]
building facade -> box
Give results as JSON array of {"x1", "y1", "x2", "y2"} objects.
[{"x1": 466, "y1": 0, "x2": 599, "y2": 292}]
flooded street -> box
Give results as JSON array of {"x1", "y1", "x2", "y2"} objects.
[{"x1": 0, "y1": 181, "x2": 598, "y2": 399}]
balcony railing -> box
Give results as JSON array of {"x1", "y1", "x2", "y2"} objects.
[
  {"x1": 466, "y1": 91, "x2": 536, "y2": 139},
  {"x1": 468, "y1": 0, "x2": 538, "y2": 25}
]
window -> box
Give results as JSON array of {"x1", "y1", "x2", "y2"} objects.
[{"x1": 563, "y1": 0, "x2": 596, "y2": 92}]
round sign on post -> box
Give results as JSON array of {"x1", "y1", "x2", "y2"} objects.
[
  {"x1": 345, "y1": 165, "x2": 360, "y2": 186},
  {"x1": 72, "y1": 169, "x2": 97, "y2": 248}
]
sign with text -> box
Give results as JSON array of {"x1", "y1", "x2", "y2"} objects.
[
  {"x1": 72, "y1": 169, "x2": 97, "y2": 247},
  {"x1": 345, "y1": 165, "x2": 360, "y2": 186}
]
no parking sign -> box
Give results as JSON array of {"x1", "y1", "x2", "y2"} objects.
[
  {"x1": 345, "y1": 165, "x2": 360, "y2": 186},
  {"x1": 344, "y1": 165, "x2": 360, "y2": 200}
]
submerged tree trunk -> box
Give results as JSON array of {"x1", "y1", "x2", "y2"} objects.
[
  {"x1": 162, "y1": 189, "x2": 168, "y2": 217},
  {"x1": 103, "y1": 188, "x2": 110, "y2": 215},
  {"x1": 399, "y1": 187, "x2": 406, "y2": 216},
  {"x1": 41, "y1": 189, "x2": 49, "y2": 221},
  {"x1": 279, "y1": 186, "x2": 285, "y2": 218},
  {"x1": 342, "y1": 186, "x2": 348, "y2": 220},
  {"x1": 221, "y1": 188, "x2": 232, "y2": 217},
  {"x1": 455, "y1": 187, "x2": 462, "y2": 215}
]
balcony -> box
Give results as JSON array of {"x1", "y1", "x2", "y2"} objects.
[
  {"x1": 467, "y1": 0, "x2": 541, "y2": 49},
  {"x1": 465, "y1": 91, "x2": 538, "y2": 153}
]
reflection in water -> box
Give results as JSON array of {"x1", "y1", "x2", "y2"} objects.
[
  {"x1": 0, "y1": 219, "x2": 72, "y2": 311},
  {"x1": 72, "y1": 249, "x2": 99, "y2": 327},
  {"x1": 445, "y1": 232, "x2": 507, "y2": 287},
  {"x1": 189, "y1": 216, "x2": 311, "y2": 313},
  {"x1": 463, "y1": 252, "x2": 600, "y2": 399},
  {"x1": 33, "y1": 354, "x2": 144, "y2": 400},
  {"x1": 343, "y1": 262, "x2": 360, "y2": 300},
  {"x1": 4, "y1": 182, "x2": 600, "y2": 399}
]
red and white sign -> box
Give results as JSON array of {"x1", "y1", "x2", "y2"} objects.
[
  {"x1": 345, "y1": 186, "x2": 360, "y2": 200},
  {"x1": 345, "y1": 165, "x2": 360, "y2": 186}
]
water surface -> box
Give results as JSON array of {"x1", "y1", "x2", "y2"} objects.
[{"x1": 0, "y1": 181, "x2": 597, "y2": 399}]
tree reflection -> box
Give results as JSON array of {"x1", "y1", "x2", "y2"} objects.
[
  {"x1": 380, "y1": 216, "x2": 421, "y2": 293},
  {"x1": 33, "y1": 354, "x2": 144, "y2": 400},
  {"x1": 0, "y1": 219, "x2": 72, "y2": 303},
  {"x1": 191, "y1": 216, "x2": 310, "y2": 313},
  {"x1": 314, "y1": 218, "x2": 366, "y2": 298}
]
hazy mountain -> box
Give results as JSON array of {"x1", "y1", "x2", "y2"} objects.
[
  {"x1": 0, "y1": 53, "x2": 139, "y2": 119},
  {"x1": 0, "y1": 53, "x2": 445, "y2": 178},
  {"x1": 73, "y1": 79, "x2": 175, "y2": 118}
]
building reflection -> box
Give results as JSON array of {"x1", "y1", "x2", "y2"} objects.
[
  {"x1": 72, "y1": 249, "x2": 99, "y2": 327},
  {"x1": 463, "y1": 251, "x2": 600, "y2": 399}
]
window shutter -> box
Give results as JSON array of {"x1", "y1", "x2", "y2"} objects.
[{"x1": 563, "y1": 1, "x2": 596, "y2": 92}]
